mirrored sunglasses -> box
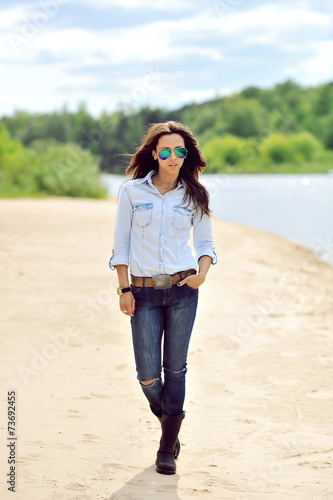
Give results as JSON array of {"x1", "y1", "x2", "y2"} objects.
[{"x1": 158, "y1": 147, "x2": 188, "y2": 160}]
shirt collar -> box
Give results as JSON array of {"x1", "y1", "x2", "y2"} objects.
[{"x1": 134, "y1": 170, "x2": 184, "y2": 189}]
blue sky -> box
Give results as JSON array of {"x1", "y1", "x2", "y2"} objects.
[{"x1": 0, "y1": 0, "x2": 332, "y2": 117}]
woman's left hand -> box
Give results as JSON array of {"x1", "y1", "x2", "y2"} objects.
[{"x1": 177, "y1": 273, "x2": 205, "y2": 290}]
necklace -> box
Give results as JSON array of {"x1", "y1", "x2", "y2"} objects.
[{"x1": 152, "y1": 178, "x2": 178, "y2": 196}]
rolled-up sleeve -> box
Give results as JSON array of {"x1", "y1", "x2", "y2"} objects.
[
  {"x1": 192, "y1": 211, "x2": 218, "y2": 265},
  {"x1": 109, "y1": 184, "x2": 133, "y2": 270}
]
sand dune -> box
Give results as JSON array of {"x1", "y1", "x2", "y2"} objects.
[{"x1": 0, "y1": 197, "x2": 332, "y2": 500}]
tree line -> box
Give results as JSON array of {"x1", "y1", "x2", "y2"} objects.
[{"x1": 1, "y1": 80, "x2": 333, "y2": 196}]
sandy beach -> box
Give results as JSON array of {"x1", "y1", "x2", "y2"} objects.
[{"x1": 0, "y1": 197, "x2": 332, "y2": 500}]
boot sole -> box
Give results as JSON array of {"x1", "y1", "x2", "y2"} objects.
[{"x1": 156, "y1": 466, "x2": 176, "y2": 475}]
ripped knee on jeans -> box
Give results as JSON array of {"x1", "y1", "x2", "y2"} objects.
[
  {"x1": 164, "y1": 366, "x2": 187, "y2": 381},
  {"x1": 140, "y1": 378, "x2": 158, "y2": 386}
]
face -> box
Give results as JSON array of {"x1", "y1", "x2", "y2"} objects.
[{"x1": 152, "y1": 134, "x2": 186, "y2": 177}]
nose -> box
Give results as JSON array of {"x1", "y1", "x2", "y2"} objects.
[{"x1": 170, "y1": 150, "x2": 177, "y2": 160}]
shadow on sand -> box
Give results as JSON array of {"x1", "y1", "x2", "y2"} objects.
[{"x1": 109, "y1": 464, "x2": 183, "y2": 499}]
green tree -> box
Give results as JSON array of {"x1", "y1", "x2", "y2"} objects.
[
  {"x1": 0, "y1": 123, "x2": 37, "y2": 194},
  {"x1": 314, "y1": 83, "x2": 333, "y2": 115},
  {"x1": 260, "y1": 133, "x2": 294, "y2": 164},
  {"x1": 224, "y1": 96, "x2": 267, "y2": 137},
  {"x1": 30, "y1": 139, "x2": 106, "y2": 198},
  {"x1": 1, "y1": 79, "x2": 333, "y2": 175},
  {"x1": 260, "y1": 132, "x2": 323, "y2": 165},
  {"x1": 203, "y1": 135, "x2": 247, "y2": 172},
  {"x1": 289, "y1": 132, "x2": 323, "y2": 162}
]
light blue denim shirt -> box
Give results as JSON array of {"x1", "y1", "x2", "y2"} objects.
[{"x1": 109, "y1": 170, "x2": 217, "y2": 277}]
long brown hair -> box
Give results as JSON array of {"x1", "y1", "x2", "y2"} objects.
[{"x1": 126, "y1": 121, "x2": 211, "y2": 217}]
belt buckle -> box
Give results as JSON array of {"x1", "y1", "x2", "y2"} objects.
[{"x1": 152, "y1": 274, "x2": 172, "y2": 290}]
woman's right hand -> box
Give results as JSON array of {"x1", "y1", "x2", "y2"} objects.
[{"x1": 119, "y1": 292, "x2": 135, "y2": 317}]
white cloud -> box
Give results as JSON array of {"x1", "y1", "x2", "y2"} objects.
[
  {"x1": 190, "y1": 2, "x2": 331, "y2": 44},
  {"x1": 283, "y1": 66, "x2": 298, "y2": 77},
  {"x1": 148, "y1": 86, "x2": 233, "y2": 112},
  {"x1": 2, "y1": 2, "x2": 330, "y2": 65},
  {"x1": 0, "y1": 5, "x2": 33, "y2": 29},
  {"x1": 299, "y1": 40, "x2": 333, "y2": 83},
  {"x1": 0, "y1": 0, "x2": 332, "y2": 116},
  {"x1": 0, "y1": 1, "x2": 69, "y2": 31},
  {"x1": 75, "y1": 0, "x2": 193, "y2": 10},
  {"x1": 0, "y1": 61, "x2": 99, "y2": 109},
  {"x1": 1, "y1": 19, "x2": 225, "y2": 67}
]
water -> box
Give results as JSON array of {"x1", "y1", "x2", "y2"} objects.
[{"x1": 101, "y1": 173, "x2": 333, "y2": 265}]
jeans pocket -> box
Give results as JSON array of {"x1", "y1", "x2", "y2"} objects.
[
  {"x1": 184, "y1": 283, "x2": 199, "y2": 292},
  {"x1": 131, "y1": 285, "x2": 143, "y2": 295}
]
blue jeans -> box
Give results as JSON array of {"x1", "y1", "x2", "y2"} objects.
[{"x1": 130, "y1": 283, "x2": 198, "y2": 416}]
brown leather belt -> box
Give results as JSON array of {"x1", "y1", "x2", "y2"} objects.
[{"x1": 131, "y1": 269, "x2": 196, "y2": 288}]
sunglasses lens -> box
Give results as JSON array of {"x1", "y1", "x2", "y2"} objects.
[
  {"x1": 175, "y1": 147, "x2": 187, "y2": 158},
  {"x1": 157, "y1": 148, "x2": 187, "y2": 160},
  {"x1": 158, "y1": 149, "x2": 171, "y2": 160}
]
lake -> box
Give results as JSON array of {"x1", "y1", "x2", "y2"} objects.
[{"x1": 101, "y1": 173, "x2": 333, "y2": 266}]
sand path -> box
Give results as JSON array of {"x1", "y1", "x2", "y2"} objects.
[{"x1": 0, "y1": 198, "x2": 332, "y2": 500}]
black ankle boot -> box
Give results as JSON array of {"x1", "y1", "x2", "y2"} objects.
[
  {"x1": 155, "y1": 412, "x2": 185, "y2": 475},
  {"x1": 150, "y1": 406, "x2": 180, "y2": 459}
]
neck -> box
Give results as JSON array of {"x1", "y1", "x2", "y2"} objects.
[{"x1": 153, "y1": 170, "x2": 179, "y2": 188}]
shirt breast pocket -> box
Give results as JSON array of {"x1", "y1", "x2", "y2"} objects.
[
  {"x1": 171, "y1": 205, "x2": 192, "y2": 232},
  {"x1": 133, "y1": 203, "x2": 153, "y2": 228}
]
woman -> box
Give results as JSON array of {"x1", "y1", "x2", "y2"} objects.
[{"x1": 109, "y1": 121, "x2": 217, "y2": 475}]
